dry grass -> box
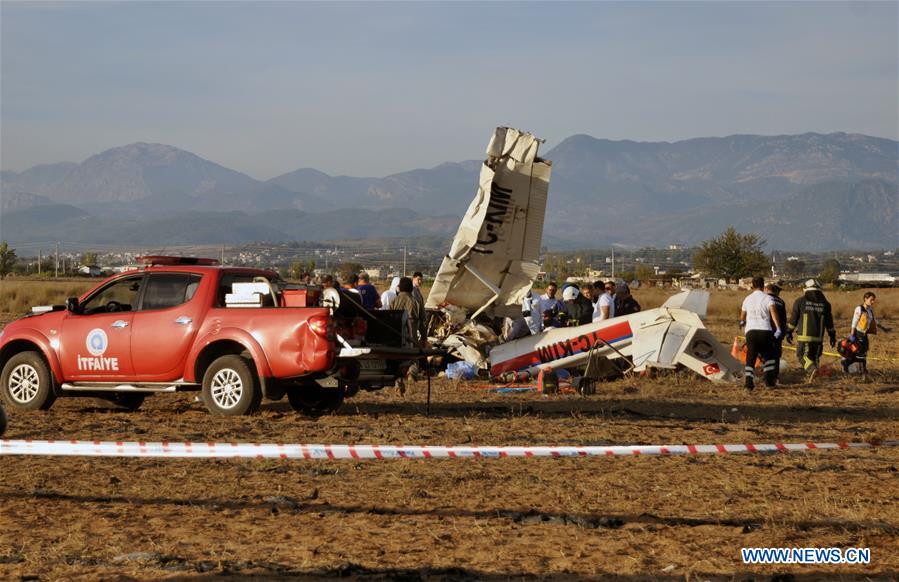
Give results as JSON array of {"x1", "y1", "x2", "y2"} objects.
[
  {"x1": 1, "y1": 377, "x2": 897, "y2": 580},
  {"x1": 635, "y1": 286, "x2": 898, "y2": 323},
  {"x1": 0, "y1": 279, "x2": 96, "y2": 316}
]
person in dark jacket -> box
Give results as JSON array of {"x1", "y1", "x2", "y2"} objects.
[
  {"x1": 392, "y1": 277, "x2": 427, "y2": 346},
  {"x1": 788, "y1": 279, "x2": 835, "y2": 381},
  {"x1": 561, "y1": 285, "x2": 593, "y2": 326},
  {"x1": 765, "y1": 281, "x2": 787, "y2": 385},
  {"x1": 614, "y1": 283, "x2": 641, "y2": 316}
]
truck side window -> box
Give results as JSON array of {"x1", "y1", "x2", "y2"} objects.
[
  {"x1": 81, "y1": 275, "x2": 144, "y2": 315},
  {"x1": 141, "y1": 274, "x2": 203, "y2": 311},
  {"x1": 216, "y1": 274, "x2": 256, "y2": 307}
]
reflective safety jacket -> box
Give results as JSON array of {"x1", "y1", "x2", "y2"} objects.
[{"x1": 788, "y1": 291, "x2": 835, "y2": 343}]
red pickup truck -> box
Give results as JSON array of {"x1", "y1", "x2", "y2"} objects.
[{"x1": 0, "y1": 257, "x2": 428, "y2": 416}]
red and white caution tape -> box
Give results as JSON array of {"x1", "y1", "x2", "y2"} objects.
[{"x1": 0, "y1": 439, "x2": 895, "y2": 460}]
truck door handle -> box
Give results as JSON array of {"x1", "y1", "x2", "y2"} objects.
[
  {"x1": 111, "y1": 320, "x2": 129, "y2": 329},
  {"x1": 174, "y1": 316, "x2": 192, "y2": 325}
]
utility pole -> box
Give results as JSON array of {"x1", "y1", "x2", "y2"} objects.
[
  {"x1": 221, "y1": 244, "x2": 225, "y2": 265},
  {"x1": 55, "y1": 242, "x2": 59, "y2": 278},
  {"x1": 611, "y1": 247, "x2": 616, "y2": 278},
  {"x1": 403, "y1": 245, "x2": 407, "y2": 276},
  {"x1": 38, "y1": 250, "x2": 42, "y2": 276}
]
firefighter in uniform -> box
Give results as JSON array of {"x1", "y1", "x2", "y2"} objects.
[
  {"x1": 765, "y1": 281, "x2": 787, "y2": 385},
  {"x1": 740, "y1": 277, "x2": 783, "y2": 390},
  {"x1": 788, "y1": 279, "x2": 835, "y2": 381}
]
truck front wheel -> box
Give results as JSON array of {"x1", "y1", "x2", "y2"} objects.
[
  {"x1": 1, "y1": 351, "x2": 57, "y2": 411},
  {"x1": 202, "y1": 355, "x2": 261, "y2": 416}
]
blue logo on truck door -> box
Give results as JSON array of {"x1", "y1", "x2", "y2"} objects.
[
  {"x1": 79, "y1": 328, "x2": 119, "y2": 371},
  {"x1": 86, "y1": 328, "x2": 108, "y2": 356}
]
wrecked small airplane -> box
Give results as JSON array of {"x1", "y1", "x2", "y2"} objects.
[
  {"x1": 489, "y1": 290, "x2": 742, "y2": 382},
  {"x1": 427, "y1": 126, "x2": 741, "y2": 383}
]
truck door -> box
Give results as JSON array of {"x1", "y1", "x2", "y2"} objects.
[
  {"x1": 130, "y1": 273, "x2": 205, "y2": 380},
  {"x1": 59, "y1": 274, "x2": 144, "y2": 379}
]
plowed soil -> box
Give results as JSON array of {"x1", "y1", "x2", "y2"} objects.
[{"x1": 1, "y1": 316, "x2": 898, "y2": 581}]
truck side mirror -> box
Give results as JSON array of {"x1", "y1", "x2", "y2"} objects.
[{"x1": 66, "y1": 297, "x2": 80, "y2": 314}]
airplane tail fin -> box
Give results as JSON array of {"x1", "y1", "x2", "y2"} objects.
[{"x1": 662, "y1": 290, "x2": 710, "y2": 319}]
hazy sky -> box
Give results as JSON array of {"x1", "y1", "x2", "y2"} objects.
[{"x1": 2, "y1": 1, "x2": 896, "y2": 179}]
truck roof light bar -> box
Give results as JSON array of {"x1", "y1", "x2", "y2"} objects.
[{"x1": 136, "y1": 255, "x2": 220, "y2": 266}]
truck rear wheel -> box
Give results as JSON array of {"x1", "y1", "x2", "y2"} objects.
[
  {"x1": 202, "y1": 355, "x2": 261, "y2": 416},
  {"x1": 1, "y1": 351, "x2": 57, "y2": 411},
  {"x1": 287, "y1": 383, "x2": 345, "y2": 417}
]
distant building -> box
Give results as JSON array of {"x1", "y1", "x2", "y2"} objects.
[
  {"x1": 838, "y1": 273, "x2": 895, "y2": 287},
  {"x1": 674, "y1": 273, "x2": 719, "y2": 289},
  {"x1": 78, "y1": 265, "x2": 103, "y2": 277}
]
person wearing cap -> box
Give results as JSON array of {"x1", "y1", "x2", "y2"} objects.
[
  {"x1": 788, "y1": 279, "x2": 835, "y2": 381},
  {"x1": 765, "y1": 281, "x2": 788, "y2": 385},
  {"x1": 561, "y1": 285, "x2": 592, "y2": 326},
  {"x1": 740, "y1": 276, "x2": 783, "y2": 390}
]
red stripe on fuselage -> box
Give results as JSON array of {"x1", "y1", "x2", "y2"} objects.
[{"x1": 490, "y1": 320, "x2": 633, "y2": 376}]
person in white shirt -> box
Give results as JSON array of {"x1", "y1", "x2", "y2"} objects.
[
  {"x1": 380, "y1": 277, "x2": 401, "y2": 310},
  {"x1": 536, "y1": 282, "x2": 563, "y2": 330},
  {"x1": 592, "y1": 281, "x2": 616, "y2": 322},
  {"x1": 739, "y1": 276, "x2": 783, "y2": 390},
  {"x1": 522, "y1": 289, "x2": 541, "y2": 334}
]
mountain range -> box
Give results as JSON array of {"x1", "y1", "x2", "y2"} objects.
[{"x1": 2, "y1": 132, "x2": 896, "y2": 250}]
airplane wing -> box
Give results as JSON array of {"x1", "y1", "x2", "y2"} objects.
[{"x1": 426, "y1": 127, "x2": 552, "y2": 319}]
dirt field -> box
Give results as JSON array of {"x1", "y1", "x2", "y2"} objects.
[{"x1": 1, "y1": 293, "x2": 897, "y2": 581}]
